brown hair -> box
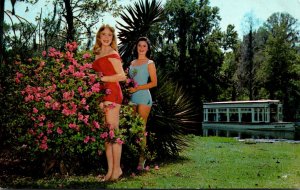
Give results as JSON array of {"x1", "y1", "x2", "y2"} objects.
[
  {"x1": 93, "y1": 24, "x2": 118, "y2": 55},
  {"x1": 133, "y1": 37, "x2": 152, "y2": 59}
]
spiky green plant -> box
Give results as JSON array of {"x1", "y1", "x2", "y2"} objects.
[
  {"x1": 147, "y1": 69, "x2": 201, "y2": 160},
  {"x1": 117, "y1": 0, "x2": 164, "y2": 65}
]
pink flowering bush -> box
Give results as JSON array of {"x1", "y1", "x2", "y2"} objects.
[{"x1": 14, "y1": 42, "x2": 147, "y2": 174}]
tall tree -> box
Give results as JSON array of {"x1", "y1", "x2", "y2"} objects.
[
  {"x1": 262, "y1": 12, "x2": 300, "y2": 120},
  {"x1": 160, "y1": 0, "x2": 228, "y2": 103},
  {"x1": 219, "y1": 27, "x2": 240, "y2": 101},
  {"x1": 238, "y1": 13, "x2": 261, "y2": 100}
]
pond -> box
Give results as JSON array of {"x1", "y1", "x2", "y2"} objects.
[{"x1": 202, "y1": 128, "x2": 300, "y2": 140}]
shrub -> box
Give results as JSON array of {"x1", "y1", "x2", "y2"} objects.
[{"x1": 14, "y1": 42, "x2": 146, "y2": 175}]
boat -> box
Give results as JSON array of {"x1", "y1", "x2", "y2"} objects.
[{"x1": 202, "y1": 100, "x2": 295, "y2": 131}]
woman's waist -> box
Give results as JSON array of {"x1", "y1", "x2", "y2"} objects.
[
  {"x1": 133, "y1": 89, "x2": 150, "y2": 95},
  {"x1": 104, "y1": 82, "x2": 121, "y2": 88}
]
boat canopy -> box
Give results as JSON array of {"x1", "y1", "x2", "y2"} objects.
[{"x1": 203, "y1": 100, "x2": 283, "y2": 123}]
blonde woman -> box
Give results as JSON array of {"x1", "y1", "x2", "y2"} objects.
[{"x1": 92, "y1": 24, "x2": 126, "y2": 181}]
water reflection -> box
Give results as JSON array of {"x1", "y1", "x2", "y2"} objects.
[{"x1": 203, "y1": 128, "x2": 300, "y2": 140}]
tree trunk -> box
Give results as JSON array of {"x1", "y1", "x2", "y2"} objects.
[
  {"x1": 64, "y1": 0, "x2": 74, "y2": 42},
  {"x1": 0, "y1": 0, "x2": 5, "y2": 64}
]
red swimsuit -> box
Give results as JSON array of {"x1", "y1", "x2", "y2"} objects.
[{"x1": 92, "y1": 54, "x2": 123, "y2": 104}]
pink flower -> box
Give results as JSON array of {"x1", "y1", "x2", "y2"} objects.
[
  {"x1": 43, "y1": 95, "x2": 52, "y2": 102},
  {"x1": 68, "y1": 65, "x2": 75, "y2": 73},
  {"x1": 73, "y1": 71, "x2": 85, "y2": 78},
  {"x1": 62, "y1": 102, "x2": 77, "y2": 116},
  {"x1": 83, "y1": 115, "x2": 89, "y2": 125},
  {"x1": 137, "y1": 165, "x2": 143, "y2": 171},
  {"x1": 154, "y1": 165, "x2": 160, "y2": 170},
  {"x1": 78, "y1": 113, "x2": 84, "y2": 120},
  {"x1": 63, "y1": 90, "x2": 74, "y2": 101},
  {"x1": 116, "y1": 138, "x2": 124, "y2": 145},
  {"x1": 93, "y1": 121, "x2": 100, "y2": 129},
  {"x1": 38, "y1": 133, "x2": 44, "y2": 139},
  {"x1": 84, "y1": 136, "x2": 90, "y2": 143},
  {"x1": 65, "y1": 41, "x2": 78, "y2": 52},
  {"x1": 33, "y1": 107, "x2": 39, "y2": 114},
  {"x1": 83, "y1": 53, "x2": 91, "y2": 59},
  {"x1": 28, "y1": 129, "x2": 35, "y2": 135},
  {"x1": 105, "y1": 89, "x2": 112, "y2": 95},
  {"x1": 45, "y1": 102, "x2": 51, "y2": 108},
  {"x1": 42, "y1": 50, "x2": 47, "y2": 57},
  {"x1": 91, "y1": 83, "x2": 101, "y2": 93},
  {"x1": 144, "y1": 166, "x2": 150, "y2": 171},
  {"x1": 57, "y1": 127, "x2": 63, "y2": 134},
  {"x1": 25, "y1": 95, "x2": 34, "y2": 102},
  {"x1": 16, "y1": 72, "x2": 24, "y2": 78},
  {"x1": 15, "y1": 78, "x2": 21, "y2": 83},
  {"x1": 52, "y1": 101, "x2": 61, "y2": 110},
  {"x1": 100, "y1": 132, "x2": 108, "y2": 139},
  {"x1": 69, "y1": 123, "x2": 79, "y2": 131},
  {"x1": 47, "y1": 129, "x2": 53, "y2": 134},
  {"x1": 78, "y1": 86, "x2": 83, "y2": 93},
  {"x1": 65, "y1": 51, "x2": 74, "y2": 61},
  {"x1": 39, "y1": 143, "x2": 48, "y2": 150},
  {"x1": 109, "y1": 130, "x2": 115, "y2": 139},
  {"x1": 47, "y1": 122, "x2": 54, "y2": 128}
]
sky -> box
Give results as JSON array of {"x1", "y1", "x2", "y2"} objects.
[
  {"x1": 209, "y1": 0, "x2": 300, "y2": 37},
  {"x1": 4, "y1": 0, "x2": 300, "y2": 38}
]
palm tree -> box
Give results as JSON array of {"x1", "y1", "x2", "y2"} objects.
[{"x1": 117, "y1": 0, "x2": 164, "y2": 66}]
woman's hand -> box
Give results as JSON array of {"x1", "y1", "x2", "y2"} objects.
[{"x1": 129, "y1": 87, "x2": 138, "y2": 93}]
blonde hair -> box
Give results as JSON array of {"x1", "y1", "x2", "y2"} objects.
[{"x1": 93, "y1": 24, "x2": 118, "y2": 55}]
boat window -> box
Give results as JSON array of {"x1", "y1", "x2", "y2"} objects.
[
  {"x1": 218, "y1": 108, "x2": 227, "y2": 122},
  {"x1": 254, "y1": 108, "x2": 264, "y2": 122},
  {"x1": 207, "y1": 109, "x2": 217, "y2": 122},
  {"x1": 241, "y1": 108, "x2": 252, "y2": 122},
  {"x1": 229, "y1": 108, "x2": 238, "y2": 122}
]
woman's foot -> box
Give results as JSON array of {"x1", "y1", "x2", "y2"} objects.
[
  {"x1": 110, "y1": 170, "x2": 123, "y2": 181},
  {"x1": 97, "y1": 174, "x2": 111, "y2": 182},
  {"x1": 137, "y1": 159, "x2": 146, "y2": 171}
]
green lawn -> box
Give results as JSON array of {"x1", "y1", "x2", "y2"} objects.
[
  {"x1": 108, "y1": 136, "x2": 300, "y2": 189},
  {"x1": 2, "y1": 136, "x2": 300, "y2": 189}
]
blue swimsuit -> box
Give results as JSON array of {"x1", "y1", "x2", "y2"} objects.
[{"x1": 129, "y1": 60, "x2": 154, "y2": 106}]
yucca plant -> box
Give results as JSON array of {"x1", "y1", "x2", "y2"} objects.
[
  {"x1": 117, "y1": 0, "x2": 164, "y2": 66},
  {"x1": 147, "y1": 69, "x2": 201, "y2": 160}
]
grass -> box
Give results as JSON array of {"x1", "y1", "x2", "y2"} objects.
[{"x1": 1, "y1": 136, "x2": 300, "y2": 189}]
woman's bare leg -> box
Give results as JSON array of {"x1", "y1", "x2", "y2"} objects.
[
  {"x1": 104, "y1": 142, "x2": 113, "y2": 180},
  {"x1": 137, "y1": 104, "x2": 151, "y2": 169},
  {"x1": 105, "y1": 102, "x2": 123, "y2": 180}
]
